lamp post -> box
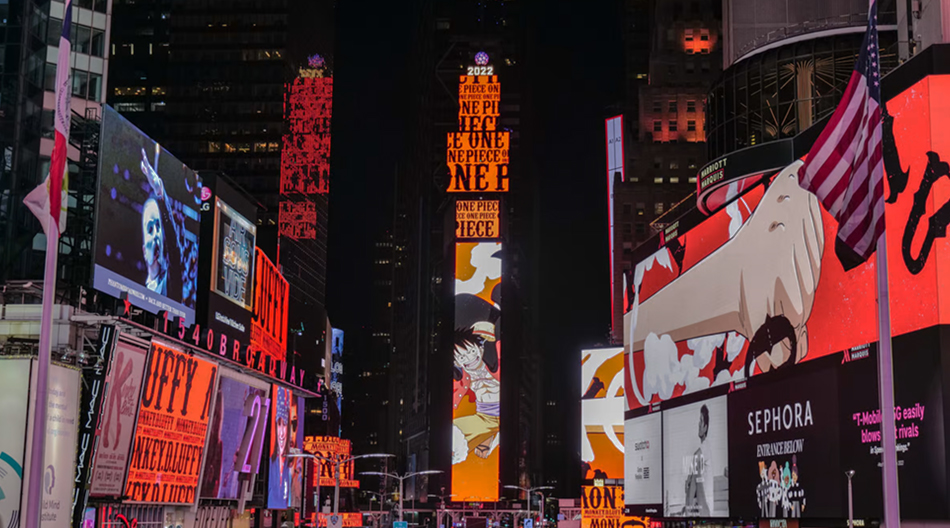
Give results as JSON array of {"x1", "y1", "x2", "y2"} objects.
[
  {"x1": 503, "y1": 485, "x2": 553, "y2": 527},
  {"x1": 361, "y1": 470, "x2": 444, "y2": 522},
  {"x1": 846, "y1": 470, "x2": 856, "y2": 528},
  {"x1": 289, "y1": 452, "x2": 394, "y2": 514},
  {"x1": 428, "y1": 489, "x2": 456, "y2": 528}
]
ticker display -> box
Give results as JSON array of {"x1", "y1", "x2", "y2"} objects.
[{"x1": 452, "y1": 241, "x2": 502, "y2": 501}]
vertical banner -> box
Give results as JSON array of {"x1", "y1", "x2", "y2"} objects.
[
  {"x1": 446, "y1": 74, "x2": 509, "y2": 193},
  {"x1": 124, "y1": 341, "x2": 217, "y2": 504},
  {"x1": 267, "y1": 387, "x2": 304, "y2": 509},
  {"x1": 0, "y1": 359, "x2": 33, "y2": 528},
  {"x1": 20, "y1": 362, "x2": 82, "y2": 527},
  {"x1": 252, "y1": 248, "x2": 289, "y2": 363},
  {"x1": 452, "y1": 242, "x2": 502, "y2": 501},
  {"x1": 605, "y1": 115, "x2": 623, "y2": 339},
  {"x1": 199, "y1": 370, "x2": 271, "y2": 500},
  {"x1": 89, "y1": 336, "x2": 150, "y2": 497}
]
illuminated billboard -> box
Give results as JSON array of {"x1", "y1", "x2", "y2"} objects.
[
  {"x1": 663, "y1": 396, "x2": 729, "y2": 518},
  {"x1": 606, "y1": 115, "x2": 623, "y2": 340},
  {"x1": 580, "y1": 486, "x2": 648, "y2": 528},
  {"x1": 199, "y1": 369, "x2": 271, "y2": 500},
  {"x1": 452, "y1": 241, "x2": 501, "y2": 501},
  {"x1": 94, "y1": 106, "x2": 202, "y2": 326},
  {"x1": 303, "y1": 436, "x2": 358, "y2": 488},
  {"x1": 125, "y1": 341, "x2": 218, "y2": 504},
  {"x1": 280, "y1": 69, "x2": 331, "y2": 240},
  {"x1": 581, "y1": 347, "x2": 624, "y2": 481},
  {"x1": 211, "y1": 198, "x2": 255, "y2": 315},
  {"x1": 456, "y1": 200, "x2": 500, "y2": 239},
  {"x1": 330, "y1": 329, "x2": 344, "y2": 419},
  {"x1": 268, "y1": 386, "x2": 305, "y2": 509},
  {"x1": 446, "y1": 71, "x2": 510, "y2": 193},
  {"x1": 252, "y1": 248, "x2": 289, "y2": 363}
]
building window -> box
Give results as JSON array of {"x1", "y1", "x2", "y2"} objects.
[
  {"x1": 636, "y1": 223, "x2": 646, "y2": 235},
  {"x1": 653, "y1": 157, "x2": 662, "y2": 169},
  {"x1": 152, "y1": 86, "x2": 166, "y2": 96},
  {"x1": 654, "y1": 177, "x2": 663, "y2": 184},
  {"x1": 689, "y1": 176, "x2": 698, "y2": 183},
  {"x1": 688, "y1": 158, "x2": 697, "y2": 169},
  {"x1": 71, "y1": 69, "x2": 88, "y2": 97},
  {"x1": 688, "y1": 120, "x2": 697, "y2": 131},
  {"x1": 655, "y1": 202, "x2": 664, "y2": 215},
  {"x1": 43, "y1": 62, "x2": 56, "y2": 91},
  {"x1": 668, "y1": 101, "x2": 677, "y2": 113},
  {"x1": 91, "y1": 30, "x2": 105, "y2": 57},
  {"x1": 687, "y1": 100, "x2": 696, "y2": 113},
  {"x1": 669, "y1": 160, "x2": 680, "y2": 170},
  {"x1": 622, "y1": 204, "x2": 632, "y2": 215},
  {"x1": 684, "y1": 29, "x2": 694, "y2": 42},
  {"x1": 652, "y1": 100, "x2": 662, "y2": 113},
  {"x1": 686, "y1": 62, "x2": 695, "y2": 74},
  {"x1": 622, "y1": 223, "x2": 632, "y2": 234},
  {"x1": 669, "y1": 120, "x2": 677, "y2": 132},
  {"x1": 47, "y1": 18, "x2": 62, "y2": 46},
  {"x1": 671, "y1": 177, "x2": 681, "y2": 184},
  {"x1": 636, "y1": 203, "x2": 645, "y2": 216},
  {"x1": 88, "y1": 73, "x2": 102, "y2": 101},
  {"x1": 653, "y1": 120, "x2": 662, "y2": 132},
  {"x1": 115, "y1": 102, "x2": 145, "y2": 112},
  {"x1": 71, "y1": 24, "x2": 91, "y2": 55},
  {"x1": 150, "y1": 101, "x2": 165, "y2": 112}
]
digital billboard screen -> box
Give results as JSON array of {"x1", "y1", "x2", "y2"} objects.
[
  {"x1": 124, "y1": 341, "x2": 217, "y2": 504},
  {"x1": 623, "y1": 412, "x2": 661, "y2": 514},
  {"x1": 581, "y1": 347, "x2": 625, "y2": 481},
  {"x1": 252, "y1": 249, "x2": 289, "y2": 363},
  {"x1": 452, "y1": 241, "x2": 502, "y2": 501},
  {"x1": 446, "y1": 72, "x2": 510, "y2": 193},
  {"x1": 94, "y1": 106, "x2": 202, "y2": 326},
  {"x1": 303, "y1": 436, "x2": 359, "y2": 488},
  {"x1": 209, "y1": 197, "x2": 256, "y2": 329},
  {"x1": 89, "y1": 337, "x2": 150, "y2": 497},
  {"x1": 581, "y1": 486, "x2": 648, "y2": 528},
  {"x1": 200, "y1": 370, "x2": 271, "y2": 500},
  {"x1": 663, "y1": 396, "x2": 728, "y2": 518},
  {"x1": 268, "y1": 387, "x2": 304, "y2": 509}
]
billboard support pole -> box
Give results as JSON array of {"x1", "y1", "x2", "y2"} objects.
[
  {"x1": 874, "y1": 232, "x2": 901, "y2": 528},
  {"x1": 24, "y1": 228, "x2": 60, "y2": 528}
]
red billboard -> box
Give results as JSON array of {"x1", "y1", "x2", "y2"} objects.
[
  {"x1": 251, "y1": 248, "x2": 289, "y2": 363},
  {"x1": 303, "y1": 436, "x2": 359, "y2": 488}
]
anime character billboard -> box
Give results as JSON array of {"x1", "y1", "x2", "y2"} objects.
[
  {"x1": 623, "y1": 72, "x2": 950, "y2": 511},
  {"x1": 581, "y1": 347, "x2": 625, "y2": 481},
  {"x1": 452, "y1": 242, "x2": 501, "y2": 502},
  {"x1": 94, "y1": 106, "x2": 202, "y2": 326},
  {"x1": 268, "y1": 386, "x2": 304, "y2": 509}
]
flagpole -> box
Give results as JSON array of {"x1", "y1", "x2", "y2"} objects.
[
  {"x1": 24, "y1": 228, "x2": 60, "y2": 528},
  {"x1": 874, "y1": 231, "x2": 901, "y2": 528}
]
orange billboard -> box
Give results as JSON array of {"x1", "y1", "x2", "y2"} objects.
[
  {"x1": 452, "y1": 241, "x2": 502, "y2": 501},
  {"x1": 251, "y1": 248, "x2": 289, "y2": 363},
  {"x1": 581, "y1": 486, "x2": 650, "y2": 528},
  {"x1": 581, "y1": 348, "x2": 624, "y2": 481},
  {"x1": 623, "y1": 73, "x2": 950, "y2": 412},
  {"x1": 125, "y1": 340, "x2": 218, "y2": 504},
  {"x1": 446, "y1": 75, "x2": 510, "y2": 192},
  {"x1": 456, "y1": 200, "x2": 500, "y2": 239},
  {"x1": 303, "y1": 436, "x2": 359, "y2": 488}
]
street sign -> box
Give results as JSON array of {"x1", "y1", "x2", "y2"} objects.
[
  {"x1": 395, "y1": 522, "x2": 409, "y2": 528},
  {"x1": 523, "y1": 520, "x2": 533, "y2": 528}
]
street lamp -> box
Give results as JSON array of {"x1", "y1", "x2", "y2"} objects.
[
  {"x1": 428, "y1": 489, "x2": 456, "y2": 528},
  {"x1": 846, "y1": 470, "x2": 856, "y2": 528},
  {"x1": 503, "y1": 485, "x2": 553, "y2": 526},
  {"x1": 360, "y1": 470, "x2": 444, "y2": 522},
  {"x1": 289, "y1": 452, "x2": 394, "y2": 514}
]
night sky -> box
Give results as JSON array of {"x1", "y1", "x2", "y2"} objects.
[{"x1": 327, "y1": 0, "x2": 623, "y2": 457}]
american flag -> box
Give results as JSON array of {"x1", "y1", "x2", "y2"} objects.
[
  {"x1": 799, "y1": 0, "x2": 884, "y2": 271},
  {"x1": 24, "y1": 0, "x2": 72, "y2": 235}
]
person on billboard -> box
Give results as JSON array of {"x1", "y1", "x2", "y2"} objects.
[
  {"x1": 451, "y1": 307, "x2": 500, "y2": 464},
  {"x1": 289, "y1": 398, "x2": 303, "y2": 508},
  {"x1": 672, "y1": 404, "x2": 711, "y2": 517},
  {"x1": 139, "y1": 147, "x2": 200, "y2": 307},
  {"x1": 270, "y1": 387, "x2": 292, "y2": 506}
]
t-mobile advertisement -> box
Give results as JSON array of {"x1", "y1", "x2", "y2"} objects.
[
  {"x1": 663, "y1": 396, "x2": 729, "y2": 518},
  {"x1": 94, "y1": 106, "x2": 202, "y2": 326},
  {"x1": 839, "y1": 331, "x2": 948, "y2": 519},
  {"x1": 89, "y1": 337, "x2": 150, "y2": 497},
  {"x1": 624, "y1": 411, "x2": 662, "y2": 515},
  {"x1": 727, "y1": 364, "x2": 840, "y2": 519}
]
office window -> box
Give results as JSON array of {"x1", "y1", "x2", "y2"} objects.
[
  {"x1": 71, "y1": 69, "x2": 88, "y2": 97},
  {"x1": 687, "y1": 100, "x2": 696, "y2": 113},
  {"x1": 669, "y1": 161, "x2": 680, "y2": 170},
  {"x1": 652, "y1": 100, "x2": 662, "y2": 113},
  {"x1": 689, "y1": 176, "x2": 698, "y2": 183},
  {"x1": 655, "y1": 202, "x2": 664, "y2": 215},
  {"x1": 654, "y1": 177, "x2": 663, "y2": 184},
  {"x1": 43, "y1": 62, "x2": 56, "y2": 91},
  {"x1": 622, "y1": 223, "x2": 632, "y2": 234},
  {"x1": 623, "y1": 204, "x2": 632, "y2": 216},
  {"x1": 91, "y1": 30, "x2": 105, "y2": 57},
  {"x1": 653, "y1": 157, "x2": 662, "y2": 169},
  {"x1": 668, "y1": 101, "x2": 677, "y2": 113},
  {"x1": 636, "y1": 202, "x2": 645, "y2": 216},
  {"x1": 636, "y1": 223, "x2": 646, "y2": 235},
  {"x1": 688, "y1": 159, "x2": 697, "y2": 169},
  {"x1": 669, "y1": 120, "x2": 677, "y2": 132},
  {"x1": 671, "y1": 177, "x2": 681, "y2": 184},
  {"x1": 688, "y1": 120, "x2": 696, "y2": 131},
  {"x1": 115, "y1": 102, "x2": 145, "y2": 112},
  {"x1": 686, "y1": 62, "x2": 695, "y2": 74},
  {"x1": 653, "y1": 120, "x2": 662, "y2": 132},
  {"x1": 47, "y1": 17, "x2": 62, "y2": 46},
  {"x1": 88, "y1": 73, "x2": 102, "y2": 101},
  {"x1": 684, "y1": 28, "x2": 694, "y2": 41},
  {"x1": 72, "y1": 24, "x2": 91, "y2": 55}
]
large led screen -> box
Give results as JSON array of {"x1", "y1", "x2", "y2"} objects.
[
  {"x1": 267, "y1": 387, "x2": 304, "y2": 509},
  {"x1": 580, "y1": 486, "x2": 648, "y2": 528},
  {"x1": 200, "y1": 370, "x2": 271, "y2": 500},
  {"x1": 727, "y1": 365, "x2": 839, "y2": 518},
  {"x1": 89, "y1": 337, "x2": 150, "y2": 497},
  {"x1": 446, "y1": 72, "x2": 510, "y2": 193},
  {"x1": 205, "y1": 193, "x2": 256, "y2": 340},
  {"x1": 623, "y1": 73, "x2": 950, "y2": 415},
  {"x1": 582, "y1": 347, "x2": 625, "y2": 480},
  {"x1": 252, "y1": 249, "x2": 289, "y2": 363},
  {"x1": 452, "y1": 241, "x2": 502, "y2": 502},
  {"x1": 623, "y1": 412, "x2": 661, "y2": 514},
  {"x1": 94, "y1": 106, "x2": 202, "y2": 326},
  {"x1": 303, "y1": 436, "x2": 358, "y2": 488},
  {"x1": 125, "y1": 341, "x2": 217, "y2": 504},
  {"x1": 663, "y1": 396, "x2": 728, "y2": 518}
]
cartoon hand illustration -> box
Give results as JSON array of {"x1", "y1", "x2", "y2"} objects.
[{"x1": 631, "y1": 161, "x2": 824, "y2": 372}]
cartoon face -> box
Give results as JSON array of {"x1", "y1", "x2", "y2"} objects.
[
  {"x1": 142, "y1": 198, "x2": 164, "y2": 267},
  {"x1": 454, "y1": 340, "x2": 482, "y2": 368}
]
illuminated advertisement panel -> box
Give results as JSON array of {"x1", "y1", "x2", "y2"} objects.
[
  {"x1": 663, "y1": 396, "x2": 728, "y2": 518},
  {"x1": 606, "y1": 115, "x2": 623, "y2": 339},
  {"x1": 330, "y1": 329, "x2": 344, "y2": 418},
  {"x1": 446, "y1": 72, "x2": 510, "y2": 193},
  {"x1": 303, "y1": 436, "x2": 358, "y2": 488},
  {"x1": 452, "y1": 241, "x2": 502, "y2": 501},
  {"x1": 94, "y1": 106, "x2": 202, "y2": 326},
  {"x1": 199, "y1": 369, "x2": 271, "y2": 500},
  {"x1": 268, "y1": 387, "x2": 305, "y2": 509},
  {"x1": 581, "y1": 486, "x2": 648, "y2": 528},
  {"x1": 89, "y1": 336, "x2": 150, "y2": 497},
  {"x1": 212, "y1": 198, "x2": 256, "y2": 311},
  {"x1": 125, "y1": 341, "x2": 218, "y2": 504},
  {"x1": 316, "y1": 513, "x2": 362, "y2": 527},
  {"x1": 623, "y1": 412, "x2": 661, "y2": 514},
  {"x1": 252, "y1": 248, "x2": 289, "y2": 363},
  {"x1": 581, "y1": 347, "x2": 625, "y2": 481},
  {"x1": 456, "y1": 200, "x2": 500, "y2": 239}
]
